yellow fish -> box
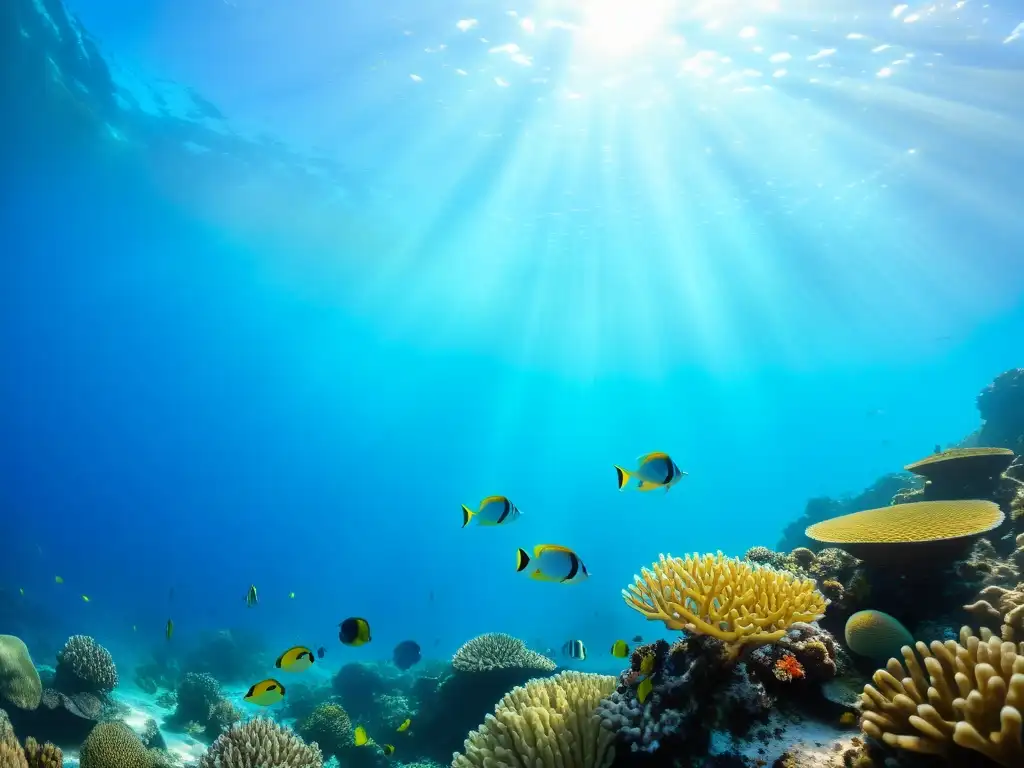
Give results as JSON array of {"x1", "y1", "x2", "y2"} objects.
[
  {"x1": 839, "y1": 712, "x2": 857, "y2": 726},
  {"x1": 461, "y1": 496, "x2": 521, "y2": 528},
  {"x1": 54, "y1": 576, "x2": 63, "y2": 584},
  {"x1": 243, "y1": 679, "x2": 285, "y2": 706},
  {"x1": 382, "y1": 745, "x2": 395, "y2": 756},
  {"x1": 244, "y1": 584, "x2": 258, "y2": 607},
  {"x1": 353, "y1": 726, "x2": 369, "y2": 746},
  {"x1": 515, "y1": 544, "x2": 589, "y2": 584},
  {"x1": 81, "y1": 595, "x2": 90, "y2": 603},
  {"x1": 166, "y1": 619, "x2": 174, "y2": 641},
  {"x1": 275, "y1": 646, "x2": 315, "y2": 673},
  {"x1": 396, "y1": 719, "x2": 411, "y2": 732},
  {"x1": 610, "y1": 640, "x2": 629, "y2": 658},
  {"x1": 637, "y1": 677, "x2": 653, "y2": 704},
  {"x1": 639, "y1": 654, "x2": 655, "y2": 676},
  {"x1": 339, "y1": 617, "x2": 371, "y2": 646},
  {"x1": 614, "y1": 452, "x2": 686, "y2": 493}
]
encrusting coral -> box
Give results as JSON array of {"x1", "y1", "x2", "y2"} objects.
[
  {"x1": 622, "y1": 552, "x2": 828, "y2": 659},
  {"x1": 453, "y1": 671, "x2": 616, "y2": 768},
  {"x1": 54, "y1": 636, "x2": 118, "y2": 695},
  {"x1": 198, "y1": 718, "x2": 323, "y2": 768},
  {"x1": 451, "y1": 633, "x2": 556, "y2": 673},
  {"x1": 0, "y1": 638, "x2": 42, "y2": 711},
  {"x1": 859, "y1": 625, "x2": 1024, "y2": 767}
]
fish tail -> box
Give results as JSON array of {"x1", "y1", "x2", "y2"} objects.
[
  {"x1": 515, "y1": 548, "x2": 530, "y2": 572},
  {"x1": 614, "y1": 465, "x2": 631, "y2": 490},
  {"x1": 461, "y1": 505, "x2": 474, "y2": 528}
]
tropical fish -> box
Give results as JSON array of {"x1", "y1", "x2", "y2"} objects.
[
  {"x1": 637, "y1": 677, "x2": 653, "y2": 704},
  {"x1": 382, "y1": 745, "x2": 395, "y2": 756},
  {"x1": 166, "y1": 619, "x2": 173, "y2": 641},
  {"x1": 244, "y1": 584, "x2": 258, "y2": 607},
  {"x1": 316, "y1": 647, "x2": 326, "y2": 659},
  {"x1": 243, "y1": 679, "x2": 285, "y2": 706},
  {"x1": 275, "y1": 646, "x2": 315, "y2": 673},
  {"x1": 396, "y1": 719, "x2": 411, "y2": 732},
  {"x1": 562, "y1": 640, "x2": 587, "y2": 660},
  {"x1": 393, "y1": 640, "x2": 421, "y2": 671},
  {"x1": 639, "y1": 654, "x2": 655, "y2": 676},
  {"x1": 18, "y1": 588, "x2": 24, "y2": 596},
  {"x1": 515, "y1": 544, "x2": 589, "y2": 584},
  {"x1": 54, "y1": 576, "x2": 63, "y2": 584},
  {"x1": 461, "y1": 496, "x2": 521, "y2": 528},
  {"x1": 614, "y1": 452, "x2": 686, "y2": 492},
  {"x1": 339, "y1": 617, "x2": 371, "y2": 646},
  {"x1": 610, "y1": 640, "x2": 630, "y2": 658},
  {"x1": 133, "y1": 625, "x2": 137, "y2": 632},
  {"x1": 289, "y1": 592, "x2": 296, "y2": 599},
  {"x1": 81, "y1": 595, "x2": 90, "y2": 603},
  {"x1": 353, "y1": 726, "x2": 369, "y2": 746},
  {"x1": 631, "y1": 635, "x2": 643, "y2": 642}
]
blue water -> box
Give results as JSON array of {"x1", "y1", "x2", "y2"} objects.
[{"x1": 2, "y1": 0, "x2": 1023, "y2": 683}]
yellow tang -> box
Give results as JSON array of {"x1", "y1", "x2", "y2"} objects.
[
  {"x1": 396, "y1": 719, "x2": 411, "y2": 732},
  {"x1": 353, "y1": 726, "x2": 369, "y2": 746},
  {"x1": 639, "y1": 654, "x2": 655, "y2": 676},
  {"x1": 610, "y1": 640, "x2": 630, "y2": 658},
  {"x1": 275, "y1": 646, "x2": 315, "y2": 673},
  {"x1": 461, "y1": 496, "x2": 521, "y2": 528},
  {"x1": 243, "y1": 679, "x2": 285, "y2": 706},
  {"x1": 515, "y1": 544, "x2": 589, "y2": 584},
  {"x1": 54, "y1": 576, "x2": 63, "y2": 584},
  {"x1": 382, "y1": 745, "x2": 395, "y2": 756},
  {"x1": 166, "y1": 619, "x2": 174, "y2": 641},
  {"x1": 614, "y1": 452, "x2": 687, "y2": 493},
  {"x1": 339, "y1": 617, "x2": 371, "y2": 646},
  {"x1": 637, "y1": 677, "x2": 653, "y2": 704}
]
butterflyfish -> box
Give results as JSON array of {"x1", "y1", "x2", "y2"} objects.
[
  {"x1": 339, "y1": 617, "x2": 371, "y2": 646},
  {"x1": 166, "y1": 619, "x2": 173, "y2": 641},
  {"x1": 382, "y1": 745, "x2": 395, "y2": 756},
  {"x1": 614, "y1": 452, "x2": 686, "y2": 492},
  {"x1": 515, "y1": 544, "x2": 589, "y2": 584},
  {"x1": 396, "y1": 719, "x2": 411, "y2": 732},
  {"x1": 244, "y1": 584, "x2": 258, "y2": 607},
  {"x1": 461, "y1": 495, "x2": 521, "y2": 528},
  {"x1": 562, "y1": 640, "x2": 587, "y2": 660},
  {"x1": 353, "y1": 726, "x2": 369, "y2": 746},
  {"x1": 610, "y1": 640, "x2": 630, "y2": 658},
  {"x1": 275, "y1": 646, "x2": 315, "y2": 672},
  {"x1": 54, "y1": 576, "x2": 63, "y2": 584},
  {"x1": 392, "y1": 640, "x2": 421, "y2": 670},
  {"x1": 243, "y1": 678, "x2": 285, "y2": 706},
  {"x1": 639, "y1": 654, "x2": 656, "y2": 676},
  {"x1": 637, "y1": 676, "x2": 653, "y2": 704}
]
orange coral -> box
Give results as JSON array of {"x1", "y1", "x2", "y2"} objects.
[{"x1": 773, "y1": 653, "x2": 805, "y2": 682}]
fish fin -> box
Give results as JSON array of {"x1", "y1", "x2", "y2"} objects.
[
  {"x1": 637, "y1": 451, "x2": 670, "y2": 464},
  {"x1": 530, "y1": 570, "x2": 559, "y2": 582},
  {"x1": 480, "y1": 495, "x2": 506, "y2": 506},
  {"x1": 534, "y1": 544, "x2": 574, "y2": 555},
  {"x1": 461, "y1": 505, "x2": 474, "y2": 528},
  {"x1": 515, "y1": 548, "x2": 531, "y2": 572},
  {"x1": 274, "y1": 653, "x2": 284, "y2": 668},
  {"x1": 614, "y1": 465, "x2": 631, "y2": 490}
]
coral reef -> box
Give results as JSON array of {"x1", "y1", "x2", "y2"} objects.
[
  {"x1": 0, "y1": 638, "x2": 41, "y2": 711},
  {"x1": 454, "y1": 671, "x2": 616, "y2": 768},
  {"x1": 843, "y1": 611, "x2": 913, "y2": 663},
  {"x1": 79, "y1": 721, "x2": 151, "y2": 768},
  {"x1": 198, "y1": 718, "x2": 323, "y2": 768},
  {"x1": 451, "y1": 634, "x2": 556, "y2": 673},
  {"x1": 22, "y1": 737, "x2": 62, "y2": 768},
  {"x1": 977, "y1": 368, "x2": 1024, "y2": 450},
  {"x1": 623, "y1": 553, "x2": 829, "y2": 659},
  {"x1": 5, "y1": 688, "x2": 102, "y2": 747},
  {"x1": 166, "y1": 672, "x2": 235, "y2": 741},
  {"x1": 859, "y1": 625, "x2": 1023, "y2": 767},
  {"x1": 295, "y1": 703, "x2": 352, "y2": 759},
  {"x1": 181, "y1": 630, "x2": 268, "y2": 685},
  {"x1": 0, "y1": 712, "x2": 62, "y2": 768},
  {"x1": 54, "y1": 637, "x2": 118, "y2": 696},
  {"x1": 903, "y1": 447, "x2": 1016, "y2": 502}
]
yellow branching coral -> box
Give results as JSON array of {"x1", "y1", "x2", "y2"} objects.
[
  {"x1": 452, "y1": 671, "x2": 616, "y2": 768},
  {"x1": 860, "y1": 626, "x2": 1024, "y2": 767},
  {"x1": 622, "y1": 553, "x2": 828, "y2": 656}
]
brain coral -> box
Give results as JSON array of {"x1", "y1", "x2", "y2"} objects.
[
  {"x1": 452, "y1": 633, "x2": 556, "y2": 673},
  {"x1": 805, "y1": 500, "x2": 1003, "y2": 554},
  {"x1": 199, "y1": 718, "x2": 323, "y2": 768},
  {"x1": 622, "y1": 552, "x2": 828, "y2": 657},
  {"x1": 79, "y1": 721, "x2": 151, "y2": 768},
  {"x1": 860, "y1": 626, "x2": 1023, "y2": 767},
  {"x1": 453, "y1": 671, "x2": 616, "y2": 768},
  {"x1": 55, "y1": 636, "x2": 118, "y2": 694},
  {"x1": 0, "y1": 636, "x2": 42, "y2": 710},
  {"x1": 844, "y1": 610, "x2": 913, "y2": 662}
]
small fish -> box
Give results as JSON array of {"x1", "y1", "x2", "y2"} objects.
[
  {"x1": 639, "y1": 654, "x2": 655, "y2": 676},
  {"x1": 353, "y1": 726, "x2": 369, "y2": 746},
  {"x1": 54, "y1": 576, "x2": 63, "y2": 584},
  {"x1": 610, "y1": 640, "x2": 630, "y2": 658},
  {"x1": 339, "y1": 617, "x2": 371, "y2": 646},
  {"x1": 133, "y1": 625, "x2": 137, "y2": 632},
  {"x1": 81, "y1": 595, "x2": 90, "y2": 603},
  {"x1": 18, "y1": 588, "x2": 24, "y2": 596},
  {"x1": 461, "y1": 495, "x2": 522, "y2": 528},
  {"x1": 839, "y1": 712, "x2": 857, "y2": 726},
  {"x1": 243, "y1": 679, "x2": 285, "y2": 706},
  {"x1": 614, "y1": 452, "x2": 686, "y2": 492},
  {"x1": 289, "y1": 592, "x2": 296, "y2": 599},
  {"x1": 562, "y1": 640, "x2": 587, "y2": 660},
  {"x1": 396, "y1": 719, "x2": 411, "y2": 733},
  {"x1": 166, "y1": 619, "x2": 174, "y2": 641},
  {"x1": 275, "y1": 646, "x2": 315, "y2": 673},
  {"x1": 515, "y1": 544, "x2": 589, "y2": 584},
  {"x1": 631, "y1": 635, "x2": 643, "y2": 643},
  {"x1": 637, "y1": 677, "x2": 653, "y2": 704},
  {"x1": 317, "y1": 646, "x2": 326, "y2": 659},
  {"x1": 382, "y1": 745, "x2": 395, "y2": 756},
  {"x1": 244, "y1": 584, "x2": 258, "y2": 607},
  {"x1": 934, "y1": 444, "x2": 942, "y2": 454},
  {"x1": 393, "y1": 640, "x2": 421, "y2": 671}
]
